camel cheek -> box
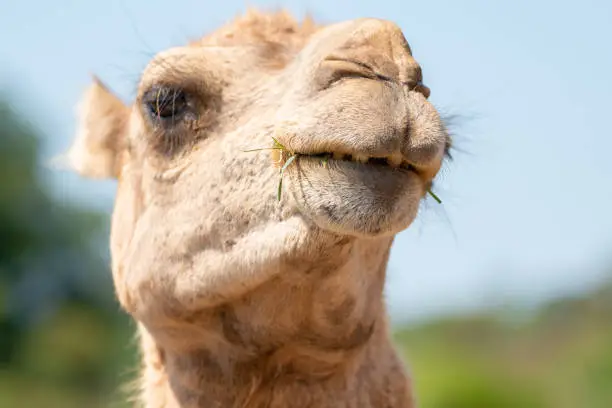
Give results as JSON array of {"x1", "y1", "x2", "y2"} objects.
[{"x1": 110, "y1": 167, "x2": 144, "y2": 313}]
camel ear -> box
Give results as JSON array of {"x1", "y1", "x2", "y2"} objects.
[{"x1": 65, "y1": 77, "x2": 130, "y2": 179}]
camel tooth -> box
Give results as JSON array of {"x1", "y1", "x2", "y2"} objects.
[
  {"x1": 387, "y1": 154, "x2": 402, "y2": 168},
  {"x1": 354, "y1": 154, "x2": 369, "y2": 163}
]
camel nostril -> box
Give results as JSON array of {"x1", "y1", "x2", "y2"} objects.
[{"x1": 405, "y1": 80, "x2": 430, "y2": 99}]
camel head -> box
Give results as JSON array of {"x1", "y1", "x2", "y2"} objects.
[{"x1": 65, "y1": 10, "x2": 451, "y2": 407}]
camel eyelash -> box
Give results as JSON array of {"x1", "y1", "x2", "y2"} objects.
[{"x1": 142, "y1": 86, "x2": 189, "y2": 122}]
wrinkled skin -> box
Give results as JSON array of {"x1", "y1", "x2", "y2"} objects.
[{"x1": 67, "y1": 10, "x2": 450, "y2": 408}]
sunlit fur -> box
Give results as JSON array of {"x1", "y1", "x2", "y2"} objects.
[{"x1": 67, "y1": 9, "x2": 451, "y2": 408}]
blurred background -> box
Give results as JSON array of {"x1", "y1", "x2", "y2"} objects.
[{"x1": 1, "y1": 0, "x2": 611, "y2": 407}]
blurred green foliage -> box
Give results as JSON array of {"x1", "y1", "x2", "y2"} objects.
[
  {"x1": 0, "y1": 96, "x2": 137, "y2": 408},
  {"x1": 395, "y1": 284, "x2": 612, "y2": 408},
  {"x1": 0, "y1": 93, "x2": 610, "y2": 407}
]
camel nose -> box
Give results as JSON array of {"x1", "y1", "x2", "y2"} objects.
[{"x1": 324, "y1": 19, "x2": 445, "y2": 180}]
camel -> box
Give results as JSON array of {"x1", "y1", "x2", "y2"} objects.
[{"x1": 65, "y1": 9, "x2": 451, "y2": 408}]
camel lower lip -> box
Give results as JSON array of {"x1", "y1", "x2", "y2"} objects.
[{"x1": 285, "y1": 154, "x2": 423, "y2": 237}]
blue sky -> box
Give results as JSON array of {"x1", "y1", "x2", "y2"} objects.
[{"x1": 1, "y1": 0, "x2": 611, "y2": 324}]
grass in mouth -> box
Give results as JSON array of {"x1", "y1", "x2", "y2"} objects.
[
  {"x1": 244, "y1": 137, "x2": 442, "y2": 203},
  {"x1": 243, "y1": 136, "x2": 295, "y2": 201}
]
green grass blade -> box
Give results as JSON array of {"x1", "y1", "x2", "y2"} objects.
[
  {"x1": 280, "y1": 154, "x2": 297, "y2": 173},
  {"x1": 321, "y1": 155, "x2": 329, "y2": 168},
  {"x1": 270, "y1": 136, "x2": 286, "y2": 151},
  {"x1": 242, "y1": 147, "x2": 284, "y2": 152},
  {"x1": 277, "y1": 176, "x2": 283, "y2": 201},
  {"x1": 428, "y1": 189, "x2": 442, "y2": 204},
  {"x1": 276, "y1": 154, "x2": 297, "y2": 200}
]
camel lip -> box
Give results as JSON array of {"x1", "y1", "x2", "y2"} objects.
[
  {"x1": 288, "y1": 150, "x2": 420, "y2": 174},
  {"x1": 268, "y1": 134, "x2": 425, "y2": 175}
]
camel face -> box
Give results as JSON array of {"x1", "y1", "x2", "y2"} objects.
[{"x1": 124, "y1": 18, "x2": 446, "y2": 253}]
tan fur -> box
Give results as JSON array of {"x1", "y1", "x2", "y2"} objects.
[{"x1": 67, "y1": 9, "x2": 450, "y2": 407}]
